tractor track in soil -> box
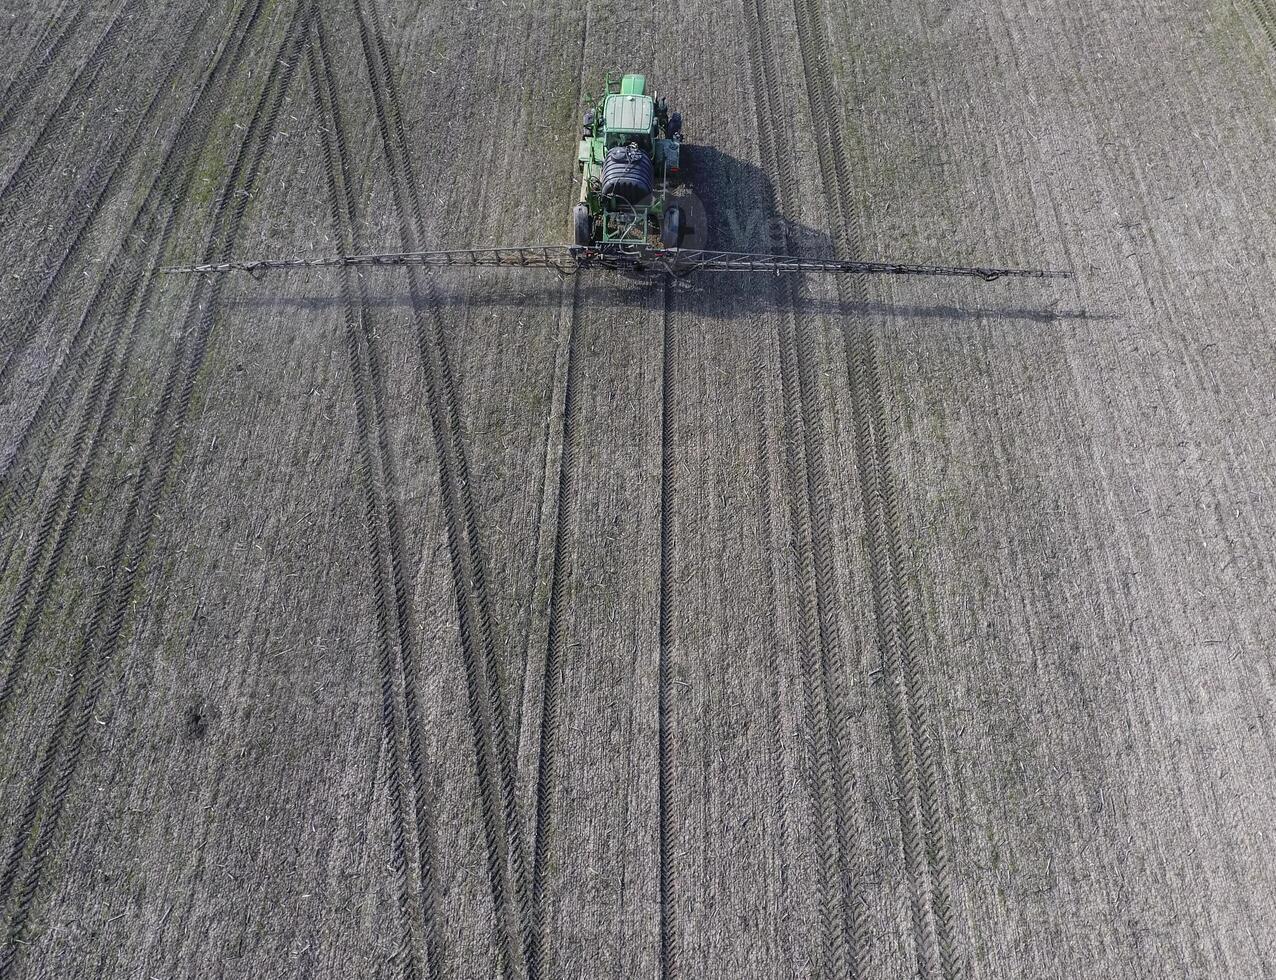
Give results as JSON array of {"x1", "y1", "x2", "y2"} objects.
[
  {"x1": 0, "y1": 0, "x2": 131, "y2": 207},
  {"x1": 0, "y1": 2, "x2": 310, "y2": 967},
  {"x1": 0, "y1": 1, "x2": 86, "y2": 137},
  {"x1": 777, "y1": 275, "x2": 863, "y2": 980},
  {"x1": 0, "y1": 244, "x2": 145, "y2": 730},
  {"x1": 749, "y1": 308, "x2": 799, "y2": 967},
  {"x1": 0, "y1": 0, "x2": 268, "y2": 723},
  {"x1": 656, "y1": 283, "x2": 680, "y2": 980},
  {"x1": 790, "y1": 0, "x2": 962, "y2": 977},
  {"x1": 523, "y1": 24, "x2": 595, "y2": 973},
  {"x1": 0, "y1": 0, "x2": 221, "y2": 590},
  {"x1": 307, "y1": 12, "x2": 443, "y2": 979},
  {"x1": 352, "y1": 0, "x2": 532, "y2": 975},
  {"x1": 526, "y1": 282, "x2": 581, "y2": 980},
  {"x1": 0, "y1": 0, "x2": 247, "y2": 471},
  {"x1": 741, "y1": 1, "x2": 862, "y2": 975},
  {"x1": 737, "y1": 15, "x2": 802, "y2": 975},
  {"x1": 0, "y1": 0, "x2": 206, "y2": 394},
  {"x1": 1242, "y1": 0, "x2": 1276, "y2": 52}
]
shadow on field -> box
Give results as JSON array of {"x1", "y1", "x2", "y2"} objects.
[
  {"x1": 677, "y1": 143, "x2": 836, "y2": 256},
  {"x1": 221, "y1": 143, "x2": 1108, "y2": 324},
  {"x1": 224, "y1": 284, "x2": 1109, "y2": 325}
]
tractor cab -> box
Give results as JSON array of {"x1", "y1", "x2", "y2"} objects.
[{"x1": 603, "y1": 88, "x2": 655, "y2": 153}]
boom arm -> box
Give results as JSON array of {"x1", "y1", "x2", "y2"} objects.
[{"x1": 162, "y1": 245, "x2": 1069, "y2": 283}]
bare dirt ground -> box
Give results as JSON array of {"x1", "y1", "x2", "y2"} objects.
[{"x1": 1, "y1": 1, "x2": 1274, "y2": 978}]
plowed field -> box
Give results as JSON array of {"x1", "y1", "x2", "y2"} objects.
[{"x1": 2, "y1": 2, "x2": 1274, "y2": 978}]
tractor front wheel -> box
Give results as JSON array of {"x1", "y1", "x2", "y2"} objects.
[
  {"x1": 661, "y1": 206, "x2": 684, "y2": 248},
  {"x1": 572, "y1": 204, "x2": 594, "y2": 253}
]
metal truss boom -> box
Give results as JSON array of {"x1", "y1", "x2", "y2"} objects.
[{"x1": 163, "y1": 245, "x2": 1070, "y2": 282}]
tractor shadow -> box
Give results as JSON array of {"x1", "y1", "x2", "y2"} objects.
[
  {"x1": 662, "y1": 143, "x2": 1104, "y2": 323},
  {"x1": 672, "y1": 142, "x2": 835, "y2": 256}
]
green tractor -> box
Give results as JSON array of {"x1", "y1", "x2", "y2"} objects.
[{"x1": 573, "y1": 74, "x2": 685, "y2": 254}]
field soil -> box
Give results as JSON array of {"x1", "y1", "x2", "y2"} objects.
[{"x1": 1, "y1": 1, "x2": 1274, "y2": 978}]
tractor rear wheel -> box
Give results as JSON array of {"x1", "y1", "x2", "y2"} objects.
[
  {"x1": 661, "y1": 206, "x2": 683, "y2": 248},
  {"x1": 572, "y1": 204, "x2": 593, "y2": 252}
]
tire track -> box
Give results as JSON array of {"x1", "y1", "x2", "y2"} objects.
[
  {"x1": 351, "y1": 1, "x2": 532, "y2": 975},
  {"x1": 656, "y1": 284, "x2": 681, "y2": 980},
  {"x1": 1242, "y1": 0, "x2": 1276, "y2": 52},
  {"x1": 741, "y1": 1, "x2": 863, "y2": 976},
  {"x1": 0, "y1": 0, "x2": 227, "y2": 536},
  {"x1": 307, "y1": 14, "x2": 443, "y2": 979},
  {"x1": 790, "y1": 0, "x2": 962, "y2": 976},
  {"x1": 526, "y1": 285, "x2": 581, "y2": 980},
  {"x1": 740, "y1": 0, "x2": 809, "y2": 911},
  {"x1": 0, "y1": 0, "x2": 203, "y2": 393},
  {"x1": 0, "y1": 1, "x2": 130, "y2": 206},
  {"x1": 522, "y1": 19, "x2": 595, "y2": 973},
  {"x1": 0, "y1": 0, "x2": 225, "y2": 711},
  {"x1": 0, "y1": 1, "x2": 86, "y2": 136},
  {"x1": 750, "y1": 303, "x2": 800, "y2": 970},
  {"x1": 0, "y1": 266, "x2": 136, "y2": 727},
  {"x1": 740, "y1": 13, "x2": 801, "y2": 972},
  {"x1": 0, "y1": 4, "x2": 311, "y2": 969},
  {"x1": 0, "y1": 0, "x2": 264, "y2": 719},
  {"x1": 775, "y1": 274, "x2": 861, "y2": 980}
]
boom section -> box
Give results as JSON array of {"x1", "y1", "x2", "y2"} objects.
[{"x1": 163, "y1": 245, "x2": 1070, "y2": 282}]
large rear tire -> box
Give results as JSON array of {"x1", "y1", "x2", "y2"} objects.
[
  {"x1": 572, "y1": 204, "x2": 593, "y2": 253},
  {"x1": 661, "y1": 206, "x2": 683, "y2": 248}
]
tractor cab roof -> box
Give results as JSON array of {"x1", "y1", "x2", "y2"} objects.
[{"x1": 603, "y1": 93, "x2": 654, "y2": 134}]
